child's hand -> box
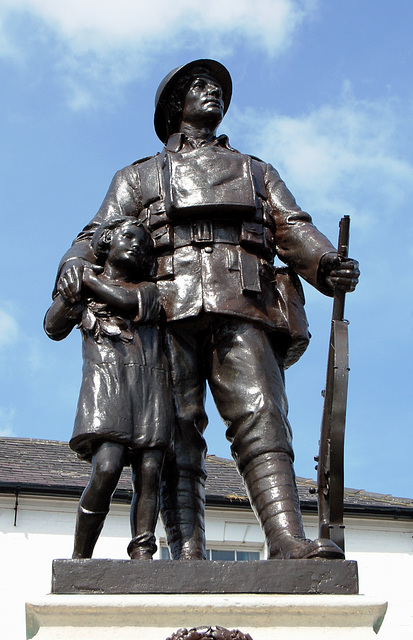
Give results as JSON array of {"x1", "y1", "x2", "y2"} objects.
[
  {"x1": 58, "y1": 260, "x2": 103, "y2": 303},
  {"x1": 58, "y1": 259, "x2": 86, "y2": 304}
]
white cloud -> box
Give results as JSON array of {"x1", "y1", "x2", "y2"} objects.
[
  {"x1": 0, "y1": 407, "x2": 16, "y2": 436},
  {"x1": 231, "y1": 85, "x2": 413, "y2": 230},
  {"x1": 228, "y1": 85, "x2": 413, "y2": 313},
  {"x1": 0, "y1": 308, "x2": 19, "y2": 349},
  {"x1": 0, "y1": 0, "x2": 318, "y2": 107},
  {"x1": 0, "y1": 0, "x2": 316, "y2": 53}
]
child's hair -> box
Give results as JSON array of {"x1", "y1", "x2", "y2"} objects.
[{"x1": 91, "y1": 216, "x2": 155, "y2": 277}]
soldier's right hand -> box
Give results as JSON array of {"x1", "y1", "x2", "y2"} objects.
[{"x1": 57, "y1": 259, "x2": 96, "y2": 304}]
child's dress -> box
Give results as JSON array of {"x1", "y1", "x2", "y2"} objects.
[{"x1": 69, "y1": 287, "x2": 174, "y2": 462}]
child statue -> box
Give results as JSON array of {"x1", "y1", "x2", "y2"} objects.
[{"x1": 44, "y1": 216, "x2": 174, "y2": 560}]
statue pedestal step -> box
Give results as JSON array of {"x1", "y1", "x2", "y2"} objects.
[
  {"x1": 26, "y1": 560, "x2": 386, "y2": 639},
  {"x1": 26, "y1": 592, "x2": 387, "y2": 640}
]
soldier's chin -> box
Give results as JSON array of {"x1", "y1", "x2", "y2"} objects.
[{"x1": 201, "y1": 106, "x2": 223, "y2": 125}]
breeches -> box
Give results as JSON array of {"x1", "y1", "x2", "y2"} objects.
[{"x1": 165, "y1": 315, "x2": 294, "y2": 476}]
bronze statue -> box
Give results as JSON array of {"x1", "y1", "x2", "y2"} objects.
[
  {"x1": 52, "y1": 59, "x2": 359, "y2": 561},
  {"x1": 45, "y1": 217, "x2": 174, "y2": 559}
]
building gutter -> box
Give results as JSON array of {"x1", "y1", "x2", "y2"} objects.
[{"x1": 1, "y1": 482, "x2": 411, "y2": 521}]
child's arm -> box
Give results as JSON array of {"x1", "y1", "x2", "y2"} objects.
[
  {"x1": 83, "y1": 269, "x2": 140, "y2": 310},
  {"x1": 83, "y1": 269, "x2": 161, "y2": 321},
  {"x1": 44, "y1": 294, "x2": 81, "y2": 340}
]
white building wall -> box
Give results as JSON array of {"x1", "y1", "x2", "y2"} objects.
[
  {"x1": 305, "y1": 515, "x2": 413, "y2": 639},
  {"x1": 0, "y1": 494, "x2": 412, "y2": 640}
]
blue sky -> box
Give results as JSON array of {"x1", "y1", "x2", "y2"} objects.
[{"x1": 1, "y1": 1, "x2": 412, "y2": 499}]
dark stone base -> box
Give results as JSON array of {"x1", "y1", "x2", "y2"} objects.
[{"x1": 52, "y1": 559, "x2": 358, "y2": 595}]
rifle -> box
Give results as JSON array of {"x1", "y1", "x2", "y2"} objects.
[{"x1": 316, "y1": 215, "x2": 350, "y2": 553}]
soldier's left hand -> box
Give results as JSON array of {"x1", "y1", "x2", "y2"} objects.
[{"x1": 323, "y1": 254, "x2": 360, "y2": 292}]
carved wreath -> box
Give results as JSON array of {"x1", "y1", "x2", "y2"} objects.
[
  {"x1": 165, "y1": 626, "x2": 253, "y2": 640},
  {"x1": 79, "y1": 299, "x2": 135, "y2": 343}
]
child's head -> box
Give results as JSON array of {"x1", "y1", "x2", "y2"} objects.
[{"x1": 92, "y1": 216, "x2": 154, "y2": 278}]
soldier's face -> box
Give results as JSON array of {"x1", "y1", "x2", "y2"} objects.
[{"x1": 181, "y1": 75, "x2": 224, "y2": 129}]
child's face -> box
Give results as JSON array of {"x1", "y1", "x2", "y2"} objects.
[{"x1": 107, "y1": 222, "x2": 149, "y2": 273}]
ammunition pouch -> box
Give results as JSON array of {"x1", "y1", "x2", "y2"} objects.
[
  {"x1": 163, "y1": 146, "x2": 257, "y2": 219},
  {"x1": 273, "y1": 267, "x2": 310, "y2": 368}
]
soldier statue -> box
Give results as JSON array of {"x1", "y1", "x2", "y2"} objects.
[{"x1": 55, "y1": 59, "x2": 359, "y2": 561}]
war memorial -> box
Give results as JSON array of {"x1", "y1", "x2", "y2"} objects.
[{"x1": 26, "y1": 59, "x2": 388, "y2": 639}]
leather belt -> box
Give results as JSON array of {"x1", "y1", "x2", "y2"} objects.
[{"x1": 173, "y1": 222, "x2": 240, "y2": 248}]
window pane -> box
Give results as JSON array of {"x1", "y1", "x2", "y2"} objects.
[
  {"x1": 160, "y1": 546, "x2": 171, "y2": 559},
  {"x1": 236, "y1": 551, "x2": 260, "y2": 561},
  {"x1": 159, "y1": 547, "x2": 260, "y2": 561},
  {"x1": 210, "y1": 549, "x2": 235, "y2": 561}
]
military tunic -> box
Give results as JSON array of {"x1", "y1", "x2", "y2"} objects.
[{"x1": 57, "y1": 133, "x2": 336, "y2": 475}]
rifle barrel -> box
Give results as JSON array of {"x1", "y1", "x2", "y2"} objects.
[{"x1": 332, "y1": 214, "x2": 350, "y2": 322}]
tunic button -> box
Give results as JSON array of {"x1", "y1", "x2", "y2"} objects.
[{"x1": 204, "y1": 246, "x2": 213, "y2": 253}]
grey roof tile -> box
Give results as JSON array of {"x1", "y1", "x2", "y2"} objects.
[{"x1": 0, "y1": 437, "x2": 412, "y2": 517}]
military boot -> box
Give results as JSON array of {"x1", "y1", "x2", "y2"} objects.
[
  {"x1": 160, "y1": 467, "x2": 206, "y2": 560},
  {"x1": 127, "y1": 532, "x2": 157, "y2": 560},
  {"x1": 241, "y1": 452, "x2": 344, "y2": 559}
]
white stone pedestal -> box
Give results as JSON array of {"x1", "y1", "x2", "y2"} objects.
[{"x1": 26, "y1": 593, "x2": 387, "y2": 640}]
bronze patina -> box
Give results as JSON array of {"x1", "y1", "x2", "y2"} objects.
[
  {"x1": 45, "y1": 218, "x2": 174, "y2": 559},
  {"x1": 317, "y1": 215, "x2": 351, "y2": 552},
  {"x1": 49, "y1": 59, "x2": 359, "y2": 561}
]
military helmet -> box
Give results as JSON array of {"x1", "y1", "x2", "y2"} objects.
[{"x1": 154, "y1": 59, "x2": 232, "y2": 143}]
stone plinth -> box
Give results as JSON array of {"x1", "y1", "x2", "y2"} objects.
[
  {"x1": 52, "y1": 559, "x2": 359, "y2": 595},
  {"x1": 26, "y1": 593, "x2": 387, "y2": 640},
  {"x1": 27, "y1": 559, "x2": 387, "y2": 639}
]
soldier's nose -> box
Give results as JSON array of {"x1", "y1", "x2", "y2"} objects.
[{"x1": 208, "y1": 85, "x2": 221, "y2": 97}]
